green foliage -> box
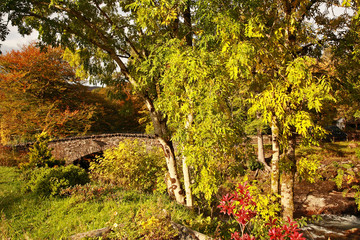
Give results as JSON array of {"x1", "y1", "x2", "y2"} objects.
[
  {"x1": 106, "y1": 191, "x2": 222, "y2": 239},
  {"x1": 90, "y1": 139, "x2": 166, "y2": 193},
  {"x1": 23, "y1": 165, "x2": 90, "y2": 197},
  {"x1": 151, "y1": 42, "x2": 249, "y2": 207},
  {"x1": 332, "y1": 162, "x2": 356, "y2": 189},
  {"x1": 296, "y1": 215, "x2": 323, "y2": 228},
  {"x1": 86, "y1": 85, "x2": 145, "y2": 134},
  {"x1": 247, "y1": 159, "x2": 264, "y2": 171},
  {"x1": 297, "y1": 155, "x2": 322, "y2": 183},
  {"x1": 352, "y1": 185, "x2": 360, "y2": 210},
  {"x1": 3, "y1": 0, "x2": 358, "y2": 218},
  {"x1": 248, "y1": 56, "x2": 333, "y2": 147},
  {"x1": 332, "y1": 161, "x2": 360, "y2": 211},
  {"x1": 355, "y1": 148, "x2": 360, "y2": 159},
  {"x1": 24, "y1": 132, "x2": 65, "y2": 169}
]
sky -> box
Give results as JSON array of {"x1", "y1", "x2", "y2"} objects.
[{"x1": 1, "y1": 25, "x2": 38, "y2": 53}]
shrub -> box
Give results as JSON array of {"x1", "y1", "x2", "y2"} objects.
[
  {"x1": 218, "y1": 182, "x2": 305, "y2": 240},
  {"x1": 247, "y1": 159, "x2": 264, "y2": 171},
  {"x1": 136, "y1": 207, "x2": 178, "y2": 240},
  {"x1": 23, "y1": 132, "x2": 65, "y2": 169},
  {"x1": 89, "y1": 139, "x2": 166, "y2": 192},
  {"x1": 332, "y1": 162, "x2": 356, "y2": 189},
  {"x1": 23, "y1": 165, "x2": 90, "y2": 197}
]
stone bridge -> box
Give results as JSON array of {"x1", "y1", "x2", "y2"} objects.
[
  {"x1": 12, "y1": 133, "x2": 159, "y2": 164},
  {"x1": 10, "y1": 133, "x2": 273, "y2": 165}
]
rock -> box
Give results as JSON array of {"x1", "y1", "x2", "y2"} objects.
[
  {"x1": 171, "y1": 221, "x2": 213, "y2": 240},
  {"x1": 303, "y1": 195, "x2": 327, "y2": 214},
  {"x1": 295, "y1": 192, "x2": 358, "y2": 217},
  {"x1": 69, "y1": 227, "x2": 111, "y2": 240},
  {"x1": 348, "y1": 142, "x2": 359, "y2": 148},
  {"x1": 294, "y1": 179, "x2": 359, "y2": 218},
  {"x1": 345, "y1": 228, "x2": 359, "y2": 234}
]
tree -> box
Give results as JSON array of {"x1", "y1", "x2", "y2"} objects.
[
  {"x1": 132, "y1": 0, "x2": 350, "y2": 219},
  {"x1": 0, "y1": 43, "x2": 144, "y2": 144},
  {"x1": 226, "y1": 0, "x2": 350, "y2": 219},
  {"x1": 131, "y1": 0, "x2": 254, "y2": 209},
  {"x1": 0, "y1": 43, "x2": 96, "y2": 144},
  {"x1": 326, "y1": 2, "x2": 360, "y2": 126}
]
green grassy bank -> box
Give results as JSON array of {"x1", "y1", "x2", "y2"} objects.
[{"x1": 0, "y1": 167, "x2": 216, "y2": 239}]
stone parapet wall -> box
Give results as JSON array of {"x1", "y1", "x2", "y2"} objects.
[
  {"x1": 50, "y1": 134, "x2": 160, "y2": 164},
  {"x1": 9, "y1": 133, "x2": 160, "y2": 164}
]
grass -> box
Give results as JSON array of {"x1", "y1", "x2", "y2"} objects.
[
  {"x1": 3, "y1": 141, "x2": 358, "y2": 239},
  {"x1": 0, "y1": 166, "x2": 116, "y2": 238},
  {"x1": 0, "y1": 166, "x2": 217, "y2": 239},
  {"x1": 297, "y1": 141, "x2": 360, "y2": 161}
]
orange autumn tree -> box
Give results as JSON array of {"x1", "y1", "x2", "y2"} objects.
[{"x1": 0, "y1": 43, "x2": 96, "y2": 144}]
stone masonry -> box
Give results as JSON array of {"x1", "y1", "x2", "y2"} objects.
[{"x1": 12, "y1": 133, "x2": 159, "y2": 164}]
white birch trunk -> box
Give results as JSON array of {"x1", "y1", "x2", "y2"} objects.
[
  {"x1": 271, "y1": 123, "x2": 280, "y2": 195},
  {"x1": 183, "y1": 113, "x2": 194, "y2": 207},
  {"x1": 145, "y1": 98, "x2": 185, "y2": 205}
]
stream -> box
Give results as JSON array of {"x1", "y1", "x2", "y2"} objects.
[{"x1": 300, "y1": 215, "x2": 360, "y2": 239}]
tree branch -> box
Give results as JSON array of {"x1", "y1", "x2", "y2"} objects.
[{"x1": 92, "y1": 0, "x2": 142, "y2": 59}]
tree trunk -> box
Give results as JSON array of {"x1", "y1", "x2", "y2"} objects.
[
  {"x1": 271, "y1": 122, "x2": 280, "y2": 195},
  {"x1": 145, "y1": 97, "x2": 185, "y2": 205},
  {"x1": 183, "y1": 0, "x2": 192, "y2": 47},
  {"x1": 281, "y1": 133, "x2": 296, "y2": 220},
  {"x1": 257, "y1": 128, "x2": 271, "y2": 172},
  {"x1": 182, "y1": 157, "x2": 193, "y2": 207},
  {"x1": 183, "y1": 113, "x2": 194, "y2": 207}
]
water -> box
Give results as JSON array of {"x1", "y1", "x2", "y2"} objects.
[{"x1": 301, "y1": 215, "x2": 360, "y2": 240}]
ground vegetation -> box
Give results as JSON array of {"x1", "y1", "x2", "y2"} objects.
[{"x1": 1, "y1": 0, "x2": 360, "y2": 223}]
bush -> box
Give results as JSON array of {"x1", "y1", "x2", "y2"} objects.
[
  {"x1": 218, "y1": 182, "x2": 305, "y2": 240},
  {"x1": 135, "y1": 207, "x2": 178, "y2": 240},
  {"x1": 90, "y1": 139, "x2": 166, "y2": 193},
  {"x1": 107, "y1": 194, "x2": 180, "y2": 240},
  {"x1": 23, "y1": 132, "x2": 65, "y2": 169},
  {"x1": 23, "y1": 165, "x2": 90, "y2": 197}
]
